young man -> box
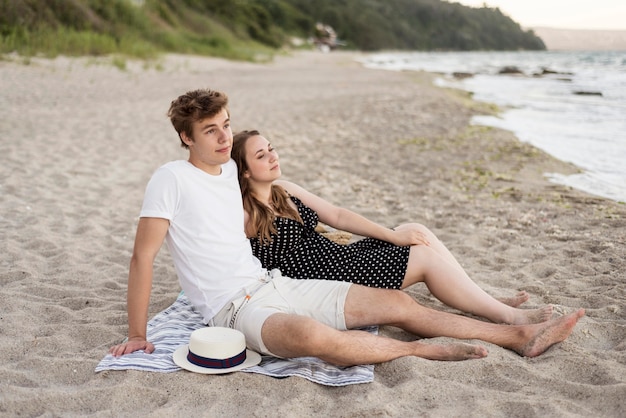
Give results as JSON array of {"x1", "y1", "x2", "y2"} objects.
[{"x1": 110, "y1": 88, "x2": 584, "y2": 366}]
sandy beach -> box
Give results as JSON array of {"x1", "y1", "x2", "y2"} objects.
[{"x1": 1, "y1": 50, "x2": 624, "y2": 417}]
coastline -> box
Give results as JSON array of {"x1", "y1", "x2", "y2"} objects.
[{"x1": 1, "y1": 51, "x2": 624, "y2": 417}]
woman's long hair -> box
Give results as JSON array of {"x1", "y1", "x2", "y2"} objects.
[{"x1": 232, "y1": 130, "x2": 302, "y2": 244}]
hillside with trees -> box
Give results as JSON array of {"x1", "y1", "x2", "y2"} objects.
[{"x1": 1, "y1": 0, "x2": 545, "y2": 60}]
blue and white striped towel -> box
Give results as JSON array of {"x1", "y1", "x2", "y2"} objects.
[{"x1": 96, "y1": 292, "x2": 375, "y2": 386}]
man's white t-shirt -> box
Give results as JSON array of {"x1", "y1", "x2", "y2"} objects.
[{"x1": 140, "y1": 159, "x2": 265, "y2": 322}]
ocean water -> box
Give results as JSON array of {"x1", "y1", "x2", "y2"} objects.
[{"x1": 359, "y1": 51, "x2": 626, "y2": 203}]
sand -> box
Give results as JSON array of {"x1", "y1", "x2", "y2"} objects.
[{"x1": 1, "y1": 51, "x2": 625, "y2": 417}]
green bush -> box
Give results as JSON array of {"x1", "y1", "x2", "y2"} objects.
[{"x1": 0, "y1": 0, "x2": 545, "y2": 61}]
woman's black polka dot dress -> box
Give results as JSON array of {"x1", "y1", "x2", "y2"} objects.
[{"x1": 249, "y1": 196, "x2": 410, "y2": 289}]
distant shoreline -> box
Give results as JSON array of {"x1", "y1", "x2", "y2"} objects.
[{"x1": 531, "y1": 27, "x2": 626, "y2": 51}]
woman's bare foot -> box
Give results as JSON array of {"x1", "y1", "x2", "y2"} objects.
[
  {"x1": 413, "y1": 341, "x2": 488, "y2": 361},
  {"x1": 508, "y1": 305, "x2": 554, "y2": 325},
  {"x1": 497, "y1": 291, "x2": 530, "y2": 307},
  {"x1": 515, "y1": 308, "x2": 585, "y2": 357},
  {"x1": 494, "y1": 291, "x2": 552, "y2": 325}
]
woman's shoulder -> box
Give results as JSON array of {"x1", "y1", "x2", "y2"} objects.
[
  {"x1": 272, "y1": 181, "x2": 298, "y2": 202},
  {"x1": 274, "y1": 179, "x2": 305, "y2": 194}
]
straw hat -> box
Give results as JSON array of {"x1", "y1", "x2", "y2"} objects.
[{"x1": 173, "y1": 327, "x2": 261, "y2": 374}]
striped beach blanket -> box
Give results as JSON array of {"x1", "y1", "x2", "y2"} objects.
[{"x1": 95, "y1": 292, "x2": 375, "y2": 386}]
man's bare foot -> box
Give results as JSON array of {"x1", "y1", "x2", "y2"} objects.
[
  {"x1": 497, "y1": 291, "x2": 530, "y2": 307},
  {"x1": 508, "y1": 305, "x2": 554, "y2": 325},
  {"x1": 413, "y1": 341, "x2": 488, "y2": 361},
  {"x1": 516, "y1": 308, "x2": 585, "y2": 357}
]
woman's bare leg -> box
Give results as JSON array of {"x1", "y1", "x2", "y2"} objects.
[
  {"x1": 497, "y1": 291, "x2": 530, "y2": 308},
  {"x1": 396, "y1": 224, "x2": 552, "y2": 325}
]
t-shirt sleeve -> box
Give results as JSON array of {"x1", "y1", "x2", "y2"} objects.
[{"x1": 140, "y1": 166, "x2": 178, "y2": 220}]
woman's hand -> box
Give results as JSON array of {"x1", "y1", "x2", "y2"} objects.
[{"x1": 389, "y1": 224, "x2": 430, "y2": 247}]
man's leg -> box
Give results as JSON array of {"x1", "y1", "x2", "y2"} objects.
[
  {"x1": 239, "y1": 276, "x2": 485, "y2": 366},
  {"x1": 260, "y1": 313, "x2": 488, "y2": 366},
  {"x1": 344, "y1": 285, "x2": 585, "y2": 358}
]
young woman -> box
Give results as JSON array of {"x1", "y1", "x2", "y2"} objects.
[{"x1": 232, "y1": 130, "x2": 553, "y2": 325}]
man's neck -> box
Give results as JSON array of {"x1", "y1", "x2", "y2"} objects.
[{"x1": 188, "y1": 157, "x2": 222, "y2": 176}]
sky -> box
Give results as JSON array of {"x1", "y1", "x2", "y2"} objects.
[{"x1": 453, "y1": 1, "x2": 626, "y2": 30}]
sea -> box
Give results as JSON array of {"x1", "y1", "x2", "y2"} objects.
[{"x1": 359, "y1": 51, "x2": 626, "y2": 203}]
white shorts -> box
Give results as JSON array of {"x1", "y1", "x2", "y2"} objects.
[{"x1": 209, "y1": 270, "x2": 352, "y2": 356}]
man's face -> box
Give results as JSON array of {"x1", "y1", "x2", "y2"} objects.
[{"x1": 183, "y1": 108, "x2": 232, "y2": 175}]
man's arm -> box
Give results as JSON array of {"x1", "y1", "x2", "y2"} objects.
[{"x1": 109, "y1": 217, "x2": 169, "y2": 356}]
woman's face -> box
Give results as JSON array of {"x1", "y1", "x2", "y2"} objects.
[{"x1": 244, "y1": 134, "x2": 281, "y2": 183}]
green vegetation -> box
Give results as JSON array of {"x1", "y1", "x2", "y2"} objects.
[
  {"x1": 0, "y1": 0, "x2": 279, "y2": 60},
  {"x1": 285, "y1": 0, "x2": 544, "y2": 51},
  {"x1": 1, "y1": 0, "x2": 545, "y2": 60}
]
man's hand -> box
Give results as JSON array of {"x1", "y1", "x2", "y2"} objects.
[{"x1": 109, "y1": 338, "x2": 155, "y2": 357}]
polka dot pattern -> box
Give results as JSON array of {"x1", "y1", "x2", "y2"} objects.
[{"x1": 249, "y1": 196, "x2": 409, "y2": 289}]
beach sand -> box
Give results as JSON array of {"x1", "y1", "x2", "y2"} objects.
[{"x1": 1, "y1": 51, "x2": 624, "y2": 417}]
